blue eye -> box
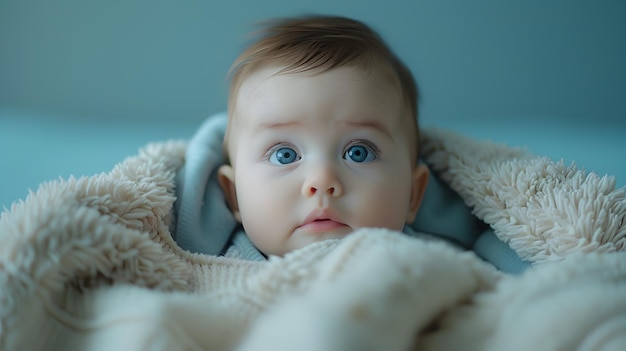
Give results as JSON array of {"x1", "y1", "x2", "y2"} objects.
[
  {"x1": 345, "y1": 145, "x2": 376, "y2": 163},
  {"x1": 269, "y1": 146, "x2": 300, "y2": 165}
]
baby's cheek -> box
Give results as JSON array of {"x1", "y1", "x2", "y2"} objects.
[
  {"x1": 365, "y1": 184, "x2": 411, "y2": 228},
  {"x1": 352, "y1": 199, "x2": 398, "y2": 229},
  {"x1": 238, "y1": 181, "x2": 292, "y2": 255}
]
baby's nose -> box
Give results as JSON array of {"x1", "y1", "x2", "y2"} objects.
[
  {"x1": 302, "y1": 166, "x2": 343, "y2": 198},
  {"x1": 303, "y1": 185, "x2": 337, "y2": 196}
]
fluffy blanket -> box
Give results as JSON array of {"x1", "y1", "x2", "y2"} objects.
[{"x1": 1, "y1": 120, "x2": 625, "y2": 350}]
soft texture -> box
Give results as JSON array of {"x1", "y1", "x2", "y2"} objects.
[{"x1": 1, "y1": 122, "x2": 625, "y2": 350}]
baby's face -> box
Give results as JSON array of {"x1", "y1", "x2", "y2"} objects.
[{"x1": 220, "y1": 66, "x2": 427, "y2": 256}]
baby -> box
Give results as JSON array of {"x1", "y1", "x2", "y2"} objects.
[{"x1": 218, "y1": 15, "x2": 429, "y2": 257}]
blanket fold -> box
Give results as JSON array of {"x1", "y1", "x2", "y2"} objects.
[
  {"x1": 1, "y1": 115, "x2": 625, "y2": 350},
  {"x1": 421, "y1": 128, "x2": 626, "y2": 263}
]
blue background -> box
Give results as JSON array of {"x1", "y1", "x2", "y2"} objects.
[{"x1": 1, "y1": 0, "x2": 625, "y2": 209}]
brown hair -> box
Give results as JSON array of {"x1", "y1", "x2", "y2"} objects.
[{"x1": 225, "y1": 15, "x2": 419, "y2": 161}]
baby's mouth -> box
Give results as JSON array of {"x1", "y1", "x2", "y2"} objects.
[{"x1": 297, "y1": 218, "x2": 349, "y2": 233}]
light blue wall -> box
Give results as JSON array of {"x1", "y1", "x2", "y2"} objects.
[
  {"x1": 2, "y1": 0, "x2": 624, "y2": 123},
  {"x1": 1, "y1": 0, "x2": 625, "y2": 208}
]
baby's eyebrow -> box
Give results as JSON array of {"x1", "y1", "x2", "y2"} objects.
[
  {"x1": 254, "y1": 121, "x2": 302, "y2": 131},
  {"x1": 252, "y1": 119, "x2": 392, "y2": 138},
  {"x1": 341, "y1": 120, "x2": 392, "y2": 138}
]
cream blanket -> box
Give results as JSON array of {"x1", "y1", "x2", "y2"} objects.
[{"x1": 1, "y1": 128, "x2": 625, "y2": 350}]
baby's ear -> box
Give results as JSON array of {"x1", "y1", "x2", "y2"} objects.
[
  {"x1": 406, "y1": 163, "x2": 429, "y2": 223},
  {"x1": 218, "y1": 165, "x2": 241, "y2": 222}
]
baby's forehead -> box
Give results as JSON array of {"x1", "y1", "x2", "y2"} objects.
[
  {"x1": 236, "y1": 65, "x2": 402, "y2": 108},
  {"x1": 228, "y1": 64, "x2": 417, "y2": 148},
  {"x1": 236, "y1": 66, "x2": 411, "y2": 122}
]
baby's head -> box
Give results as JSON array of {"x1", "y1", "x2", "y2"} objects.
[{"x1": 219, "y1": 15, "x2": 429, "y2": 256}]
